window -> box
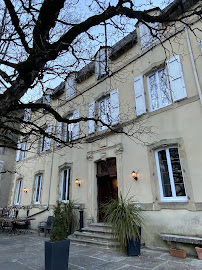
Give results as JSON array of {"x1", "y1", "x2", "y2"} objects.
[
  {"x1": 42, "y1": 89, "x2": 51, "y2": 105},
  {"x1": 64, "y1": 115, "x2": 74, "y2": 142},
  {"x1": 34, "y1": 174, "x2": 42, "y2": 204},
  {"x1": 16, "y1": 140, "x2": 28, "y2": 161},
  {"x1": 60, "y1": 168, "x2": 70, "y2": 202},
  {"x1": 66, "y1": 74, "x2": 76, "y2": 100},
  {"x1": 147, "y1": 68, "x2": 172, "y2": 111},
  {"x1": 155, "y1": 146, "x2": 187, "y2": 202},
  {"x1": 96, "y1": 47, "x2": 110, "y2": 80},
  {"x1": 98, "y1": 96, "x2": 111, "y2": 131},
  {"x1": 88, "y1": 89, "x2": 120, "y2": 134},
  {"x1": 139, "y1": 22, "x2": 159, "y2": 50},
  {"x1": 40, "y1": 124, "x2": 52, "y2": 152},
  {"x1": 0, "y1": 147, "x2": 5, "y2": 155},
  {"x1": 134, "y1": 55, "x2": 187, "y2": 115},
  {"x1": 56, "y1": 110, "x2": 80, "y2": 145},
  {"x1": 24, "y1": 108, "x2": 31, "y2": 121},
  {"x1": 15, "y1": 179, "x2": 22, "y2": 205}
]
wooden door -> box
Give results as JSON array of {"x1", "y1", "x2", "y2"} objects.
[{"x1": 97, "y1": 158, "x2": 118, "y2": 222}]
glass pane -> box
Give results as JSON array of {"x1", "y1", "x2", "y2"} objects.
[
  {"x1": 149, "y1": 74, "x2": 159, "y2": 110},
  {"x1": 158, "y1": 150, "x2": 172, "y2": 197},
  {"x1": 68, "y1": 115, "x2": 73, "y2": 141},
  {"x1": 99, "y1": 100, "x2": 105, "y2": 120},
  {"x1": 105, "y1": 96, "x2": 111, "y2": 125},
  {"x1": 62, "y1": 170, "x2": 67, "y2": 201},
  {"x1": 169, "y1": 148, "x2": 186, "y2": 196},
  {"x1": 158, "y1": 69, "x2": 172, "y2": 107},
  {"x1": 16, "y1": 180, "x2": 22, "y2": 203},
  {"x1": 36, "y1": 176, "x2": 41, "y2": 202}
]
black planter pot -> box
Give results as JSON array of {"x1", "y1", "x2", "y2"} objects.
[
  {"x1": 45, "y1": 239, "x2": 70, "y2": 270},
  {"x1": 127, "y1": 226, "x2": 141, "y2": 256}
]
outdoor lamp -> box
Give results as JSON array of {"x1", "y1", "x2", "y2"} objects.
[
  {"x1": 23, "y1": 188, "x2": 28, "y2": 193},
  {"x1": 131, "y1": 171, "x2": 138, "y2": 181},
  {"x1": 75, "y1": 179, "x2": 81, "y2": 186}
]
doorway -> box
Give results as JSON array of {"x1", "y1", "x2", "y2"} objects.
[{"x1": 97, "y1": 158, "x2": 118, "y2": 222}]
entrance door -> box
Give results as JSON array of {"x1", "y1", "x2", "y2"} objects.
[{"x1": 97, "y1": 158, "x2": 118, "y2": 222}]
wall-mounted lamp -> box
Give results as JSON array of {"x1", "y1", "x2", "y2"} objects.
[
  {"x1": 131, "y1": 171, "x2": 138, "y2": 181},
  {"x1": 75, "y1": 179, "x2": 81, "y2": 187},
  {"x1": 23, "y1": 188, "x2": 28, "y2": 193}
]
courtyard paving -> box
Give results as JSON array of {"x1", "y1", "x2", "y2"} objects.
[{"x1": 0, "y1": 232, "x2": 202, "y2": 270}]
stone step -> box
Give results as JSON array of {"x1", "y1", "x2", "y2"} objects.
[
  {"x1": 81, "y1": 226, "x2": 112, "y2": 235},
  {"x1": 89, "y1": 222, "x2": 111, "y2": 228},
  {"x1": 74, "y1": 231, "x2": 113, "y2": 241},
  {"x1": 68, "y1": 235, "x2": 119, "y2": 248}
]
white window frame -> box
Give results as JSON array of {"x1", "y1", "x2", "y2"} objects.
[
  {"x1": 16, "y1": 140, "x2": 28, "y2": 161},
  {"x1": 139, "y1": 22, "x2": 159, "y2": 50},
  {"x1": 66, "y1": 74, "x2": 76, "y2": 100},
  {"x1": 147, "y1": 68, "x2": 172, "y2": 112},
  {"x1": 98, "y1": 95, "x2": 111, "y2": 131},
  {"x1": 64, "y1": 115, "x2": 74, "y2": 142},
  {"x1": 34, "y1": 174, "x2": 43, "y2": 204},
  {"x1": 60, "y1": 168, "x2": 70, "y2": 203},
  {"x1": 15, "y1": 179, "x2": 22, "y2": 205},
  {"x1": 40, "y1": 124, "x2": 52, "y2": 153},
  {"x1": 155, "y1": 146, "x2": 187, "y2": 202},
  {"x1": 96, "y1": 47, "x2": 109, "y2": 80},
  {"x1": 24, "y1": 109, "x2": 31, "y2": 121}
]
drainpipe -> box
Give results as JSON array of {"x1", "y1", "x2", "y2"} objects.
[
  {"x1": 185, "y1": 26, "x2": 202, "y2": 106},
  {"x1": 47, "y1": 99, "x2": 58, "y2": 208}
]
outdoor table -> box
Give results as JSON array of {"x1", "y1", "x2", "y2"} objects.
[{"x1": 0, "y1": 217, "x2": 35, "y2": 234}]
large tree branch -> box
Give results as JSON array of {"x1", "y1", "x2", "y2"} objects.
[
  {"x1": 4, "y1": 0, "x2": 32, "y2": 54},
  {"x1": 33, "y1": 0, "x2": 65, "y2": 51}
]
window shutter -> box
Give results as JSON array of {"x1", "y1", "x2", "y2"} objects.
[
  {"x1": 16, "y1": 143, "x2": 21, "y2": 161},
  {"x1": 110, "y1": 89, "x2": 120, "y2": 126},
  {"x1": 88, "y1": 101, "x2": 95, "y2": 134},
  {"x1": 167, "y1": 55, "x2": 187, "y2": 102},
  {"x1": 134, "y1": 75, "x2": 146, "y2": 116},
  {"x1": 72, "y1": 109, "x2": 80, "y2": 140},
  {"x1": 56, "y1": 122, "x2": 62, "y2": 146},
  {"x1": 45, "y1": 124, "x2": 52, "y2": 150}
]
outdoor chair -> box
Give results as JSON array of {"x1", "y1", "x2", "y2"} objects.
[{"x1": 38, "y1": 216, "x2": 54, "y2": 237}]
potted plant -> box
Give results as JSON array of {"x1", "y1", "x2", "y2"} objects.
[
  {"x1": 104, "y1": 193, "x2": 144, "y2": 256},
  {"x1": 195, "y1": 247, "x2": 202, "y2": 260},
  {"x1": 64, "y1": 200, "x2": 78, "y2": 236},
  {"x1": 169, "y1": 247, "x2": 186, "y2": 258},
  {"x1": 45, "y1": 201, "x2": 70, "y2": 270}
]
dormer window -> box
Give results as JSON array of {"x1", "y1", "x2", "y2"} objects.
[
  {"x1": 43, "y1": 89, "x2": 52, "y2": 105},
  {"x1": 96, "y1": 47, "x2": 110, "y2": 80},
  {"x1": 139, "y1": 22, "x2": 159, "y2": 50},
  {"x1": 24, "y1": 108, "x2": 31, "y2": 121},
  {"x1": 66, "y1": 73, "x2": 76, "y2": 100}
]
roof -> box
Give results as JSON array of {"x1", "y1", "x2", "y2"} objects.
[
  {"x1": 51, "y1": 0, "x2": 200, "y2": 96},
  {"x1": 76, "y1": 29, "x2": 137, "y2": 83},
  {"x1": 51, "y1": 81, "x2": 65, "y2": 99}
]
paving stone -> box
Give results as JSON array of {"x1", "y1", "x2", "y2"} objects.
[{"x1": 0, "y1": 232, "x2": 202, "y2": 270}]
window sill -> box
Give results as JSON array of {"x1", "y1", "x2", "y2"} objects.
[
  {"x1": 155, "y1": 200, "x2": 193, "y2": 210},
  {"x1": 85, "y1": 125, "x2": 122, "y2": 143}
]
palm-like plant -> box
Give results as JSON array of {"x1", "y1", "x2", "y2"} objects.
[
  {"x1": 64, "y1": 200, "x2": 78, "y2": 235},
  {"x1": 104, "y1": 193, "x2": 144, "y2": 251}
]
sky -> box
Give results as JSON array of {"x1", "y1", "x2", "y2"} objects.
[{"x1": 22, "y1": 0, "x2": 174, "y2": 103}]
